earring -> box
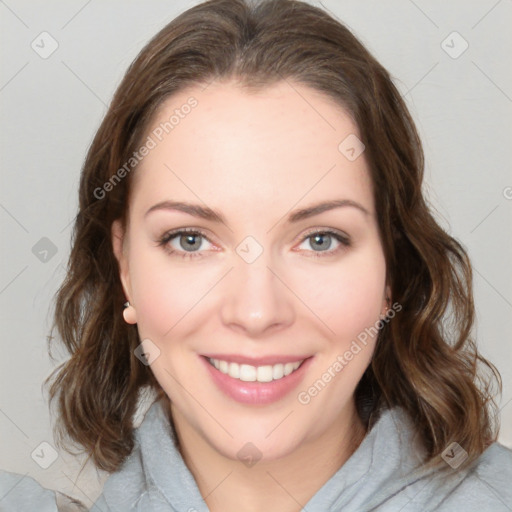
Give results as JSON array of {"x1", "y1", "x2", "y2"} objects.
[
  {"x1": 123, "y1": 301, "x2": 137, "y2": 324},
  {"x1": 380, "y1": 298, "x2": 391, "y2": 319}
]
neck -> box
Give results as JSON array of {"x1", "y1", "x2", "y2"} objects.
[{"x1": 166, "y1": 399, "x2": 367, "y2": 512}]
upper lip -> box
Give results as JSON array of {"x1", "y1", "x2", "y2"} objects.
[{"x1": 202, "y1": 354, "x2": 312, "y2": 366}]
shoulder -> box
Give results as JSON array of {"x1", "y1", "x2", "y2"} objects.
[
  {"x1": 0, "y1": 470, "x2": 87, "y2": 511},
  {"x1": 475, "y1": 440, "x2": 512, "y2": 475},
  {"x1": 367, "y1": 407, "x2": 512, "y2": 511},
  {"x1": 434, "y1": 442, "x2": 512, "y2": 511},
  {"x1": 91, "y1": 399, "x2": 169, "y2": 510}
]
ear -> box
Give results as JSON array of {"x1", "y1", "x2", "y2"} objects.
[
  {"x1": 111, "y1": 219, "x2": 132, "y2": 302},
  {"x1": 381, "y1": 284, "x2": 392, "y2": 316}
]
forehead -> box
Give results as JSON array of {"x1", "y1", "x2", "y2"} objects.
[{"x1": 130, "y1": 79, "x2": 374, "y2": 218}]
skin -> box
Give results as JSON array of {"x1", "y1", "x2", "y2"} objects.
[{"x1": 112, "y1": 79, "x2": 390, "y2": 512}]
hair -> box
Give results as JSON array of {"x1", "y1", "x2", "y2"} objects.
[{"x1": 45, "y1": 0, "x2": 502, "y2": 476}]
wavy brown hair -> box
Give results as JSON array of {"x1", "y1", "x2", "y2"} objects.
[{"x1": 45, "y1": 0, "x2": 502, "y2": 475}]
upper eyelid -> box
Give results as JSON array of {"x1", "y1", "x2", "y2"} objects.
[{"x1": 161, "y1": 227, "x2": 214, "y2": 243}]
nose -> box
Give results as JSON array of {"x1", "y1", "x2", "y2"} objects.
[{"x1": 219, "y1": 256, "x2": 295, "y2": 338}]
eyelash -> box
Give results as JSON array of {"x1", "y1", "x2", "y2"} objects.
[{"x1": 157, "y1": 227, "x2": 351, "y2": 260}]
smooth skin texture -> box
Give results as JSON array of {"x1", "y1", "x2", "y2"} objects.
[{"x1": 112, "y1": 79, "x2": 391, "y2": 512}]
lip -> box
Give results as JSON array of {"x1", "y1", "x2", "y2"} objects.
[{"x1": 200, "y1": 354, "x2": 314, "y2": 405}]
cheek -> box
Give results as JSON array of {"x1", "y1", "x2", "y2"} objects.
[
  {"x1": 128, "y1": 245, "x2": 220, "y2": 338},
  {"x1": 293, "y1": 249, "x2": 386, "y2": 340}
]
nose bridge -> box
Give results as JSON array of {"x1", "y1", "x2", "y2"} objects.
[{"x1": 219, "y1": 240, "x2": 295, "y2": 336}]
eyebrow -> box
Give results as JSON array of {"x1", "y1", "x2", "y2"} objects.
[{"x1": 144, "y1": 199, "x2": 370, "y2": 224}]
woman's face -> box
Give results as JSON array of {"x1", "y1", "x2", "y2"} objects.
[{"x1": 113, "y1": 79, "x2": 389, "y2": 462}]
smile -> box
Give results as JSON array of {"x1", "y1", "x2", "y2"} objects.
[
  {"x1": 201, "y1": 354, "x2": 313, "y2": 405},
  {"x1": 208, "y1": 357, "x2": 304, "y2": 383}
]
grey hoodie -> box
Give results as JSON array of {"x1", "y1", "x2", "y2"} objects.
[{"x1": 1, "y1": 398, "x2": 511, "y2": 511}]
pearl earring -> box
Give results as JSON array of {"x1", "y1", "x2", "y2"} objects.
[{"x1": 123, "y1": 301, "x2": 137, "y2": 324}]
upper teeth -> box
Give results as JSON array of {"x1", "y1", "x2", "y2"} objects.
[{"x1": 209, "y1": 358, "x2": 303, "y2": 382}]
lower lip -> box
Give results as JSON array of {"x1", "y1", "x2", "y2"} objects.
[{"x1": 201, "y1": 355, "x2": 313, "y2": 405}]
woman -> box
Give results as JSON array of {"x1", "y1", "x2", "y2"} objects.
[{"x1": 1, "y1": 0, "x2": 511, "y2": 510}]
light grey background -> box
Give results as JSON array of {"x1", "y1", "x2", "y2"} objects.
[{"x1": 1, "y1": 0, "x2": 511, "y2": 506}]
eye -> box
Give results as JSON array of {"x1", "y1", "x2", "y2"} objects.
[
  {"x1": 296, "y1": 229, "x2": 351, "y2": 257},
  {"x1": 158, "y1": 228, "x2": 213, "y2": 259},
  {"x1": 158, "y1": 227, "x2": 351, "y2": 260}
]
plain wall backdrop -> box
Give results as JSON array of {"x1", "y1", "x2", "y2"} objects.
[{"x1": 1, "y1": 0, "x2": 511, "y2": 506}]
